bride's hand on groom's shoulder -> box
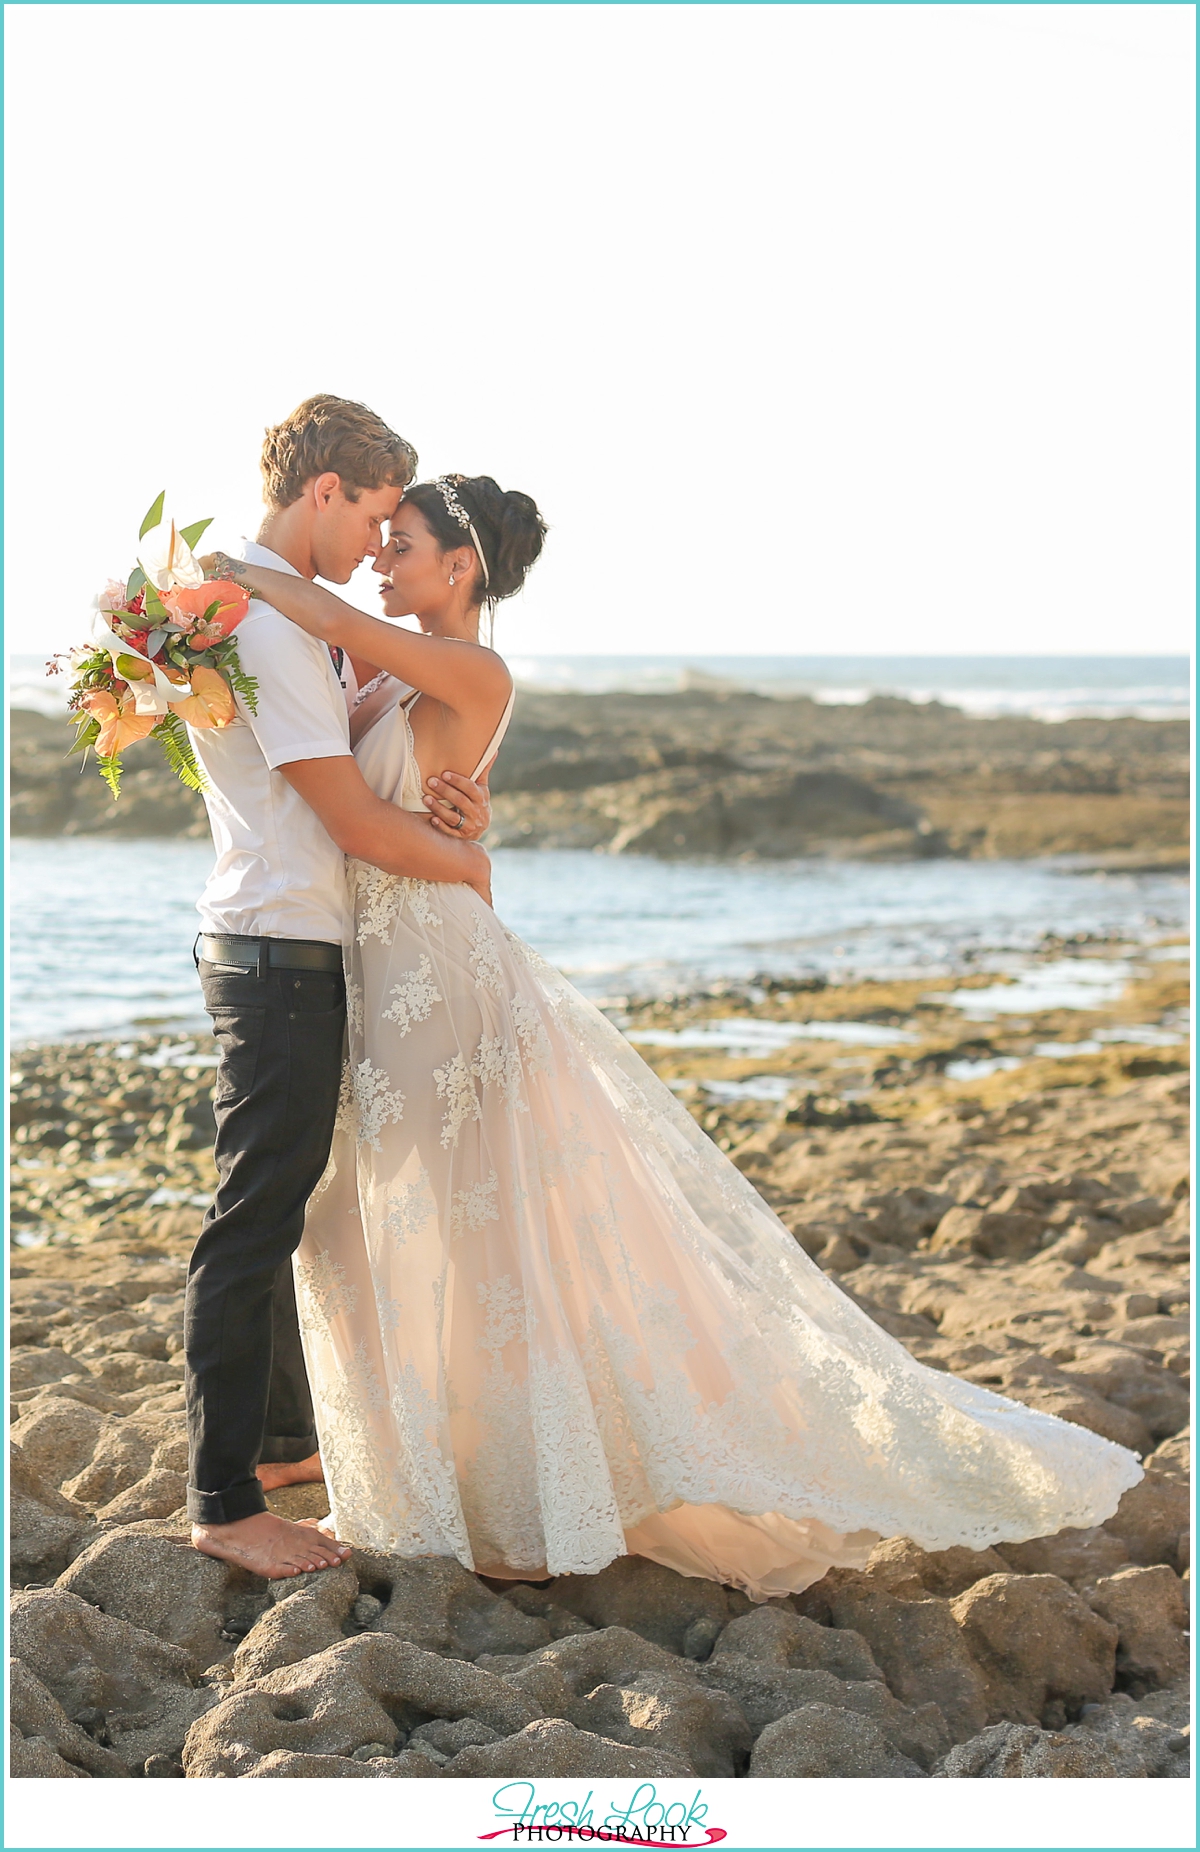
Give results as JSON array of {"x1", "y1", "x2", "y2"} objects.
[{"x1": 425, "y1": 770, "x2": 491, "y2": 841}]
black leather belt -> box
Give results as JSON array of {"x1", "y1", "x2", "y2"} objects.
[{"x1": 196, "y1": 934, "x2": 343, "y2": 975}]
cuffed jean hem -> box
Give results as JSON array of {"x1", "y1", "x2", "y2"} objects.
[
  {"x1": 187, "y1": 1477, "x2": 268, "y2": 1525},
  {"x1": 259, "y1": 1432, "x2": 320, "y2": 1465}
]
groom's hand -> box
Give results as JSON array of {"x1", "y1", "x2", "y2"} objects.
[{"x1": 425, "y1": 769, "x2": 491, "y2": 841}]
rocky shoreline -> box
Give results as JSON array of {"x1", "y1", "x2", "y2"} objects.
[
  {"x1": 10, "y1": 938, "x2": 1191, "y2": 1779},
  {"x1": 11, "y1": 688, "x2": 1190, "y2": 862}
]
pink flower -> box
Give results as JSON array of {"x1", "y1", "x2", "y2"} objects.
[{"x1": 93, "y1": 579, "x2": 128, "y2": 616}]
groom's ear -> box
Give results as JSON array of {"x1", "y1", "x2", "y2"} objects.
[{"x1": 310, "y1": 471, "x2": 343, "y2": 512}]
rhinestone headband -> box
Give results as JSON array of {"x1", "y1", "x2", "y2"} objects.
[{"x1": 434, "y1": 476, "x2": 491, "y2": 592}]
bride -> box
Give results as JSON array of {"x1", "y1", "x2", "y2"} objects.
[{"x1": 220, "y1": 476, "x2": 1141, "y2": 1600}]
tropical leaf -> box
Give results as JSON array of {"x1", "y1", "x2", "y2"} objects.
[
  {"x1": 97, "y1": 753, "x2": 123, "y2": 799},
  {"x1": 154, "y1": 710, "x2": 208, "y2": 794},
  {"x1": 66, "y1": 717, "x2": 100, "y2": 758},
  {"x1": 126, "y1": 565, "x2": 147, "y2": 599},
  {"x1": 223, "y1": 651, "x2": 259, "y2": 716},
  {"x1": 138, "y1": 492, "x2": 166, "y2": 540},
  {"x1": 179, "y1": 518, "x2": 213, "y2": 550},
  {"x1": 145, "y1": 628, "x2": 169, "y2": 658},
  {"x1": 143, "y1": 584, "x2": 168, "y2": 620}
]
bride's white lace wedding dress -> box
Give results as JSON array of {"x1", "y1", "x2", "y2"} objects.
[{"x1": 295, "y1": 683, "x2": 1141, "y2": 1599}]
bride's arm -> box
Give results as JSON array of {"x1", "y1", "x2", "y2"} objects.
[{"x1": 206, "y1": 553, "x2": 511, "y2": 713}]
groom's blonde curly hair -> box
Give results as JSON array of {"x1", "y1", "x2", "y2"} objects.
[{"x1": 261, "y1": 394, "x2": 418, "y2": 510}]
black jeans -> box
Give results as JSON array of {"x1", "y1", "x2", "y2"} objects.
[{"x1": 186, "y1": 953, "x2": 346, "y2": 1524}]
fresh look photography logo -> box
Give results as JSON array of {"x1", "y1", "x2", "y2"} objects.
[{"x1": 478, "y1": 1782, "x2": 727, "y2": 1845}]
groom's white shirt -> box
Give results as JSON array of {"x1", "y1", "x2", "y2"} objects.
[{"x1": 189, "y1": 541, "x2": 354, "y2": 944}]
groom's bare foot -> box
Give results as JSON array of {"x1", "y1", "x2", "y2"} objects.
[
  {"x1": 256, "y1": 1452, "x2": 325, "y2": 1491},
  {"x1": 191, "y1": 1512, "x2": 351, "y2": 1579}
]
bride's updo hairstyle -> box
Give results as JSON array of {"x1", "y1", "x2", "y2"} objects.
[{"x1": 403, "y1": 475, "x2": 547, "y2": 608}]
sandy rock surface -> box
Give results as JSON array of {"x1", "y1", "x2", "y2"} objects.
[{"x1": 10, "y1": 945, "x2": 1189, "y2": 1778}]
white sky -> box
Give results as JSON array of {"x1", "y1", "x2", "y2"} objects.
[{"x1": 4, "y1": 2, "x2": 1195, "y2": 660}]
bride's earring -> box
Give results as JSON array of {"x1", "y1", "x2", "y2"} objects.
[{"x1": 449, "y1": 574, "x2": 455, "y2": 586}]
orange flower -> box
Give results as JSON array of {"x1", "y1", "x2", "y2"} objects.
[
  {"x1": 81, "y1": 687, "x2": 158, "y2": 757},
  {"x1": 167, "y1": 663, "x2": 237, "y2": 730},
  {"x1": 163, "y1": 580, "x2": 250, "y2": 646}
]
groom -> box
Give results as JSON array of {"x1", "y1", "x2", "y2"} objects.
[{"x1": 185, "y1": 394, "x2": 493, "y2": 1579}]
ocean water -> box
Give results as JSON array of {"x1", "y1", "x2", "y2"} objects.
[
  {"x1": 504, "y1": 655, "x2": 1191, "y2": 722},
  {"x1": 9, "y1": 839, "x2": 1189, "y2": 1047},
  {"x1": 11, "y1": 652, "x2": 1190, "y2": 723}
]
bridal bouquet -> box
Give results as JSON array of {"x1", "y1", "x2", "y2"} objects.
[{"x1": 53, "y1": 493, "x2": 258, "y2": 797}]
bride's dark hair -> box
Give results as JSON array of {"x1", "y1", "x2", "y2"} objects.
[{"x1": 403, "y1": 475, "x2": 546, "y2": 607}]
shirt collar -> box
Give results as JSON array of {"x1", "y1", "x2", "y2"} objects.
[{"x1": 238, "y1": 538, "x2": 303, "y2": 578}]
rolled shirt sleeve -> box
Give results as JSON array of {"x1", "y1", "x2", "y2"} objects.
[{"x1": 231, "y1": 604, "x2": 353, "y2": 769}]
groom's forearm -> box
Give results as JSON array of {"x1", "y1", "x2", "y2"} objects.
[
  {"x1": 281, "y1": 757, "x2": 490, "y2": 888},
  {"x1": 352, "y1": 802, "x2": 489, "y2": 886}
]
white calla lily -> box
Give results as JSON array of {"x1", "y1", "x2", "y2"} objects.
[{"x1": 138, "y1": 519, "x2": 206, "y2": 591}]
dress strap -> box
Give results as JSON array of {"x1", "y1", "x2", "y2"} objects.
[{"x1": 472, "y1": 688, "x2": 516, "y2": 780}]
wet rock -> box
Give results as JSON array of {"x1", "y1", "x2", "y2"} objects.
[
  {"x1": 994, "y1": 1526, "x2": 1131, "y2": 1588},
  {"x1": 11, "y1": 1397, "x2": 106, "y2": 1489},
  {"x1": 448, "y1": 1717, "x2": 692, "y2": 1778},
  {"x1": 749, "y1": 1703, "x2": 926, "y2": 1777},
  {"x1": 569, "y1": 1672, "x2": 752, "y2": 1776},
  {"x1": 1103, "y1": 1470, "x2": 1191, "y2": 1571},
  {"x1": 234, "y1": 1567, "x2": 358, "y2": 1681},
  {"x1": 8, "y1": 1658, "x2": 127, "y2": 1777},
  {"x1": 710, "y1": 1606, "x2": 883, "y2": 1683},
  {"x1": 936, "y1": 1722, "x2": 1127, "y2": 1778},
  {"x1": 949, "y1": 1574, "x2": 1117, "y2": 1726},
  {"x1": 350, "y1": 1549, "x2": 551, "y2": 1660},
  {"x1": 1083, "y1": 1566, "x2": 1190, "y2": 1692},
  {"x1": 182, "y1": 1633, "x2": 543, "y2": 1777},
  {"x1": 826, "y1": 1585, "x2": 988, "y2": 1742},
  {"x1": 10, "y1": 1443, "x2": 95, "y2": 1584},
  {"x1": 10, "y1": 1588, "x2": 218, "y2": 1766},
  {"x1": 57, "y1": 1530, "x2": 269, "y2": 1677},
  {"x1": 541, "y1": 1555, "x2": 730, "y2": 1655}
]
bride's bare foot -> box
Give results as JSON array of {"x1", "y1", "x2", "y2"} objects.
[
  {"x1": 192, "y1": 1511, "x2": 351, "y2": 1578},
  {"x1": 256, "y1": 1452, "x2": 325, "y2": 1491}
]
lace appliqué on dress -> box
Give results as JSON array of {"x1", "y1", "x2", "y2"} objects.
[
  {"x1": 434, "y1": 1053, "x2": 483, "y2": 1148},
  {"x1": 450, "y1": 1172, "x2": 501, "y2": 1241},
  {"x1": 380, "y1": 1167, "x2": 436, "y2": 1248},
  {"x1": 511, "y1": 996, "x2": 554, "y2": 1076},
  {"x1": 296, "y1": 1250, "x2": 359, "y2": 1332},
  {"x1": 472, "y1": 1034, "x2": 525, "y2": 1110},
  {"x1": 469, "y1": 912, "x2": 506, "y2": 995},
  {"x1": 353, "y1": 1059, "x2": 406, "y2": 1152},
  {"x1": 382, "y1": 954, "x2": 442, "y2": 1033}
]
